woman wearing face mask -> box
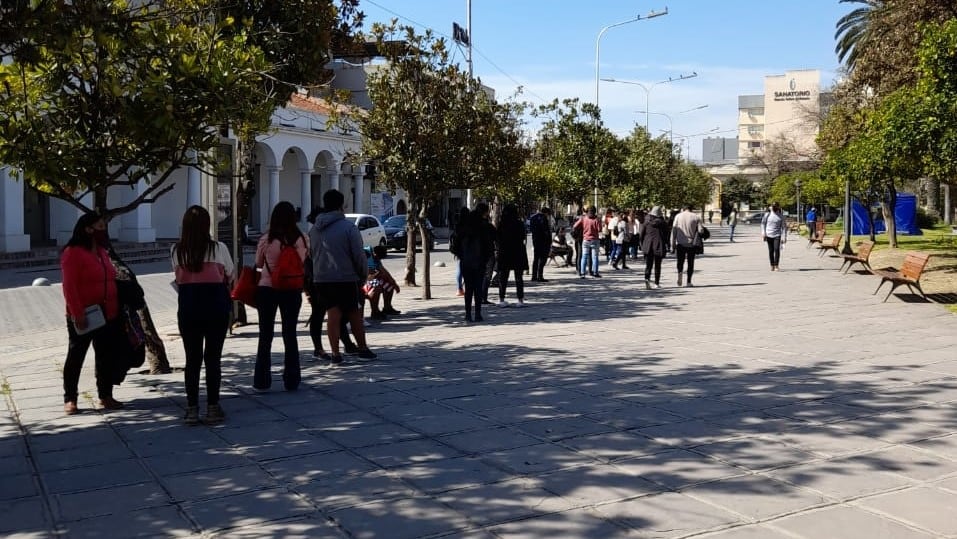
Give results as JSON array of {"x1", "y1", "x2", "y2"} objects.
[{"x1": 60, "y1": 213, "x2": 125, "y2": 415}]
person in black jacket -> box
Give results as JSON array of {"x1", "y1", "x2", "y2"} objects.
[
  {"x1": 641, "y1": 206, "x2": 669, "y2": 289},
  {"x1": 496, "y1": 204, "x2": 529, "y2": 308},
  {"x1": 453, "y1": 207, "x2": 495, "y2": 322},
  {"x1": 528, "y1": 206, "x2": 552, "y2": 282}
]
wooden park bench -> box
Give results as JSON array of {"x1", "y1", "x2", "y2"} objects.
[
  {"x1": 838, "y1": 240, "x2": 875, "y2": 274},
  {"x1": 815, "y1": 233, "x2": 843, "y2": 257},
  {"x1": 872, "y1": 251, "x2": 931, "y2": 303},
  {"x1": 807, "y1": 220, "x2": 826, "y2": 248}
]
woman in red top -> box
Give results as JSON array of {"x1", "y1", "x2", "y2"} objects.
[
  {"x1": 60, "y1": 214, "x2": 124, "y2": 414},
  {"x1": 254, "y1": 201, "x2": 308, "y2": 391}
]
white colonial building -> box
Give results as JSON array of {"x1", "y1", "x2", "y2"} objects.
[{"x1": 0, "y1": 84, "x2": 411, "y2": 253}]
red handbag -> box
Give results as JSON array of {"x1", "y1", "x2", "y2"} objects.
[{"x1": 230, "y1": 266, "x2": 259, "y2": 308}]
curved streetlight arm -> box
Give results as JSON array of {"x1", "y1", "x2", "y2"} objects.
[
  {"x1": 635, "y1": 110, "x2": 673, "y2": 143},
  {"x1": 603, "y1": 71, "x2": 697, "y2": 130},
  {"x1": 592, "y1": 7, "x2": 667, "y2": 209}
]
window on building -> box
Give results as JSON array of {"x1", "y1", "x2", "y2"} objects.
[
  {"x1": 748, "y1": 125, "x2": 764, "y2": 136},
  {"x1": 748, "y1": 141, "x2": 762, "y2": 148}
]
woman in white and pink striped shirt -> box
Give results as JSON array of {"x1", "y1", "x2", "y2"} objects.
[{"x1": 171, "y1": 206, "x2": 235, "y2": 425}]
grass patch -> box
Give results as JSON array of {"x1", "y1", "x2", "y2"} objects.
[
  {"x1": 816, "y1": 222, "x2": 957, "y2": 255},
  {"x1": 0, "y1": 379, "x2": 10, "y2": 396}
]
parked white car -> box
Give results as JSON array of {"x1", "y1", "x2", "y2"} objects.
[{"x1": 344, "y1": 213, "x2": 387, "y2": 248}]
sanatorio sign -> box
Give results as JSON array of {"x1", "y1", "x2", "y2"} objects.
[{"x1": 774, "y1": 78, "x2": 812, "y2": 101}]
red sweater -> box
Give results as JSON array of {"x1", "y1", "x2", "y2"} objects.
[{"x1": 61, "y1": 246, "x2": 119, "y2": 321}]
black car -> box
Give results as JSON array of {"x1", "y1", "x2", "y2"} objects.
[
  {"x1": 744, "y1": 212, "x2": 767, "y2": 224},
  {"x1": 383, "y1": 215, "x2": 436, "y2": 251}
]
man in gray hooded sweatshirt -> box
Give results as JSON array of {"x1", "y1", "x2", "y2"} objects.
[{"x1": 309, "y1": 189, "x2": 376, "y2": 363}]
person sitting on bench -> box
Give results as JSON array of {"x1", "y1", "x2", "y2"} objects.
[
  {"x1": 363, "y1": 245, "x2": 400, "y2": 320},
  {"x1": 550, "y1": 227, "x2": 574, "y2": 267}
]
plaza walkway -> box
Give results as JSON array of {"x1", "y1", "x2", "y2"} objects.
[{"x1": 1, "y1": 224, "x2": 956, "y2": 538}]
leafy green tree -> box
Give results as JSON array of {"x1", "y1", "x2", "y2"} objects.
[
  {"x1": 528, "y1": 99, "x2": 625, "y2": 209},
  {"x1": 834, "y1": 0, "x2": 883, "y2": 71},
  {"x1": 360, "y1": 22, "x2": 527, "y2": 297},
  {"x1": 720, "y1": 176, "x2": 756, "y2": 211}
]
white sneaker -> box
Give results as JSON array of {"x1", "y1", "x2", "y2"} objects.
[
  {"x1": 677, "y1": 274, "x2": 683, "y2": 286},
  {"x1": 515, "y1": 300, "x2": 526, "y2": 308},
  {"x1": 497, "y1": 301, "x2": 509, "y2": 308},
  {"x1": 653, "y1": 283, "x2": 661, "y2": 289},
  {"x1": 644, "y1": 279, "x2": 651, "y2": 290}
]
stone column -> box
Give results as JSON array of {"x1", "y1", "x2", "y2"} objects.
[
  {"x1": 353, "y1": 171, "x2": 365, "y2": 213},
  {"x1": 328, "y1": 168, "x2": 340, "y2": 192},
  {"x1": 0, "y1": 167, "x2": 30, "y2": 252},
  {"x1": 187, "y1": 153, "x2": 202, "y2": 207},
  {"x1": 300, "y1": 169, "x2": 312, "y2": 226},
  {"x1": 267, "y1": 166, "x2": 281, "y2": 213},
  {"x1": 119, "y1": 178, "x2": 157, "y2": 243}
]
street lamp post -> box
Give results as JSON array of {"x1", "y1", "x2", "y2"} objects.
[
  {"x1": 669, "y1": 127, "x2": 720, "y2": 161},
  {"x1": 602, "y1": 73, "x2": 698, "y2": 131},
  {"x1": 795, "y1": 179, "x2": 802, "y2": 226},
  {"x1": 634, "y1": 104, "x2": 707, "y2": 149},
  {"x1": 593, "y1": 8, "x2": 667, "y2": 208}
]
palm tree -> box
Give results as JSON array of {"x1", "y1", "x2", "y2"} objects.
[{"x1": 834, "y1": 0, "x2": 883, "y2": 71}]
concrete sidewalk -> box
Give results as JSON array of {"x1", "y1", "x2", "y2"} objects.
[{"x1": 2, "y1": 225, "x2": 957, "y2": 538}]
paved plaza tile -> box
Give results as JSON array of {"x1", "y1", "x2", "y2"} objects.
[{"x1": 2, "y1": 226, "x2": 957, "y2": 537}]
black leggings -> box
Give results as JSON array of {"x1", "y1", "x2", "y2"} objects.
[
  {"x1": 675, "y1": 245, "x2": 697, "y2": 281},
  {"x1": 63, "y1": 317, "x2": 122, "y2": 402},
  {"x1": 498, "y1": 267, "x2": 525, "y2": 301},
  {"x1": 766, "y1": 236, "x2": 782, "y2": 266},
  {"x1": 462, "y1": 264, "x2": 485, "y2": 316},
  {"x1": 179, "y1": 311, "x2": 229, "y2": 406},
  {"x1": 254, "y1": 287, "x2": 302, "y2": 391},
  {"x1": 644, "y1": 254, "x2": 663, "y2": 284}
]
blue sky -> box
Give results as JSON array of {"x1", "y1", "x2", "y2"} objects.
[{"x1": 357, "y1": 1, "x2": 853, "y2": 159}]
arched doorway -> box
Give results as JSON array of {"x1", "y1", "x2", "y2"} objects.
[{"x1": 395, "y1": 199, "x2": 407, "y2": 216}]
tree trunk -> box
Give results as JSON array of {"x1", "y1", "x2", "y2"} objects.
[
  {"x1": 420, "y1": 220, "x2": 432, "y2": 300},
  {"x1": 882, "y1": 188, "x2": 898, "y2": 248},
  {"x1": 403, "y1": 205, "x2": 417, "y2": 286},
  {"x1": 924, "y1": 176, "x2": 940, "y2": 217}
]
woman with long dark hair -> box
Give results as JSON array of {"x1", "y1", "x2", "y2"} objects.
[
  {"x1": 454, "y1": 207, "x2": 494, "y2": 322},
  {"x1": 641, "y1": 206, "x2": 668, "y2": 289},
  {"x1": 254, "y1": 201, "x2": 308, "y2": 391},
  {"x1": 60, "y1": 213, "x2": 124, "y2": 414},
  {"x1": 172, "y1": 206, "x2": 234, "y2": 425}
]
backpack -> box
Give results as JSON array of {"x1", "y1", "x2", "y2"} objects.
[{"x1": 268, "y1": 239, "x2": 305, "y2": 291}]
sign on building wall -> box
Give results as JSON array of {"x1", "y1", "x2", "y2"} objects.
[{"x1": 773, "y1": 78, "x2": 812, "y2": 102}]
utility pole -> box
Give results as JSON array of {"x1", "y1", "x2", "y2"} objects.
[{"x1": 465, "y1": 0, "x2": 474, "y2": 210}]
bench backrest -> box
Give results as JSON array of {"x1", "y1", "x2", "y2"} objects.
[
  {"x1": 828, "y1": 233, "x2": 843, "y2": 247},
  {"x1": 815, "y1": 221, "x2": 826, "y2": 238},
  {"x1": 901, "y1": 252, "x2": 931, "y2": 281},
  {"x1": 856, "y1": 241, "x2": 875, "y2": 260}
]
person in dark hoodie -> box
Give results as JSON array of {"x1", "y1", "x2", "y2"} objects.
[{"x1": 309, "y1": 189, "x2": 376, "y2": 364}]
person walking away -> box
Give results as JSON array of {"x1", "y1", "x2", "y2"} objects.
[
  {"x1": 805, "y1": 206, "x2": 818, "y2": 239},
  {"x1": 728, "y1": 208, "x2": 738, "y2": 243},
  {"x1": 611, "y1": 210, "x2": 630, "y2": 270},
  {"x1": 604, "y1": 209, "x2": 618, "y2": 263},
  {"x1": 310, "y1": 189, "x2": 377, "y2": 364},
  {"x1": 762, "y1": 202, "x2": 788, "y2": 271},
  {"x1": 455, "y1": 208, "x2": 495, "y2": 321},
  {"x1": 708, "y1": 209, "x2": 714, "y2": 224},
  {"x1": 529, "y1": 206, "x2": 552, "y2": 282},
  {"x1": 60, "y1": 213, "x2": 126, "y2": 414},
  {"x1": 628, "y1": 209, "x2": 642, "y2": 260},
  {"x1": 641, "y1": 206, "x2": 668, "y2": 289},
  {"x1": 670, "y1": 205, "x2": 705, "y2": 287},
  {"x1": 171, "y1": 206, "x2": 234, "y2": 425},
  {"x1": 254, "y1": 201, "x2": 308, "y2": 391},
  {"x1": 573, "y1": 206, "x2": 603, "y2": 278},
  {"x1": 495, "y1": 204, "x2": 529, "y2": 307}
]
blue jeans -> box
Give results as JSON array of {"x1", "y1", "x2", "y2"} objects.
[
  {"x1": 729, "y1": 224, "x2": 736, "y2": 242},
  {"x1": 580, "y1": 239, "x2": 600, "y2": 276}
]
